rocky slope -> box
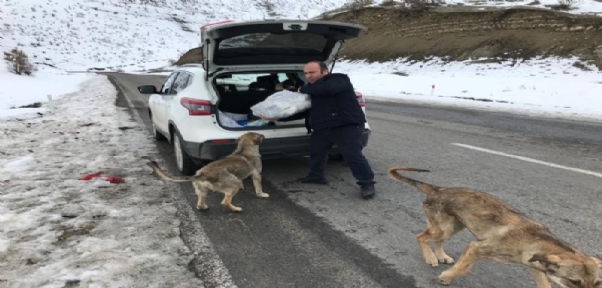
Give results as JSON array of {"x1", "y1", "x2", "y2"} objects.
[{"x1": 326, "y1": 5, "x2": 602, "y2": 69}]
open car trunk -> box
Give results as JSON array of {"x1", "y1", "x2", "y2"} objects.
[
  {"x1": 202, "y1": 20, "x2": 366, "y2": 131},
  {"x1": 200, "y1": 20, "x2": 365, "y2": 74},
  {"x1": 214, "y1": 71, "x2": 308, "y2": 130}
]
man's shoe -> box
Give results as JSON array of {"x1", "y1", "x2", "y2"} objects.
[
  {"x1": 295, "y1": 176, "x2": 328, "y2": 185},
  {"x1": 360, "y1": 184, "x2": 376, "y2": 199}
]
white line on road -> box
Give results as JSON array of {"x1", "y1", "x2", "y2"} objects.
[{"x1": 451, "y1": 143, "x2": 602, "y2": 179}]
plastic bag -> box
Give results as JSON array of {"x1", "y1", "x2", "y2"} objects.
[
  {"x1": 218, "y1": 110, "x2": 270, "y2": 128},
  {"x1": 218, "y1": 110, "x2": 245, "y2": 128},
  {"x1": 236, "y1": 119, "x2": 270, "y2": 127},
  {"x1": 250, "y1": 90, "x2": 311, "y2": 119}
]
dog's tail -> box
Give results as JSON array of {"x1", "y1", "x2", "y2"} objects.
[
  {"x1": 147, "y1": 160, "x2": 194, "y2": 182},
  {"x1": 387, "y1": 167, "x2": 439, "y2": 196}
]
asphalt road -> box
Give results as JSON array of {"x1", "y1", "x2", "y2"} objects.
[{"x1": 106, "y1": 72, "x2": 602, "y2": 288}]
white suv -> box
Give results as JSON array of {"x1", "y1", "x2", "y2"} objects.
[{"x1": 137, "y1": 19, "x2": 372, "y2": 175}]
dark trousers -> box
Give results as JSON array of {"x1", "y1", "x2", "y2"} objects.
[{"x1": 308, "y1": 124, "x2": 376, "y2": 186}]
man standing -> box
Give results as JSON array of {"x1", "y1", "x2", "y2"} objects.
[{"x1": 266, "y1": 61, "x2": 376, "y2": 199}]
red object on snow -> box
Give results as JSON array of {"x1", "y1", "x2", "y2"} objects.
[
  {"x1": 78, "y1": 172, "x2": 102, "y2": 180},
  {"x1": 78, "y1": 172, "x2": 125, "y2": 183},
  {"x1": 104, "y1": 176, "x2": 125, "y2": 184}
]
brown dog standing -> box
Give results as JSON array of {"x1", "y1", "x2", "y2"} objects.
[
  {"x1": 148, "y1": 132, "x2": 268, "y2": 212},
  {"x1": 388, "y1": 167, "x2": 601, "y2": 288}
]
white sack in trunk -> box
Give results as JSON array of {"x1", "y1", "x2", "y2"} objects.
[
  {"x1": 250, "y1": 90, "x2": 311, "y2": 119},
  {"x1": 218, "y1": 110, "x2": 245, "y2": 128}
]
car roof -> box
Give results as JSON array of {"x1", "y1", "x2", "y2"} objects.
[{"x1": 175, "y1": 64, "x2": 205, "y2": 73}]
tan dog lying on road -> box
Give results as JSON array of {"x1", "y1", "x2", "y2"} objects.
[
  {"x1": 148, "y1": 132, "x2": 268, "y2": 212},
  {"x1": 388, "y1": 167, "x2": 601, "y2": 288}
]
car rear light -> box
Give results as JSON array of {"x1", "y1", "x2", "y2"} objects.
[
  {"x1": 209, "y1": 139, "x2": 235, "y2": 143},
  {"x1": 180, "y1": 98, "x2": 211, "y2": 116},
  {"x1": 355, "y1": 91, "x2": 366, "y2": 107}
]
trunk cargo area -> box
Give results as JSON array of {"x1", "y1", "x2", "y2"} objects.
[{"x1": 214, "y1": 71, "x2": 308, "y2": 130}]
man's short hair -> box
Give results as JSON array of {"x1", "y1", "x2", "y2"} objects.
[{"x1": 307, "y1": 61, "x2": 329, "y2": 72}]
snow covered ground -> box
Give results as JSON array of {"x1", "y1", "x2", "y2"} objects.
[
  {"x1": 0, "y1": 69, "x2": 94, "y2": 118},
  {"x1": 2, "y1": 0, "x2": 602, "y2": 285},
  {"x1": 0, "y1": 0, "x2": 352, "y2": 72},
  {"x1": 1, "y1": 56, "x2": 600, "y2": 287},
  {"x1": 3, "y1": 54, "x2": 602, "y2": 123},
  {"x1": 0, "y1": 60, "x2": 600, "y2": 287},
  {"x1": 122, "y1": 57, "x2": 602, "y2": 122},
  {"x1": 2, "y1": 0, "x2": 602, "y2": 72},
  {"x1": 336, "y1": 57, "x2": 602, "y2": 121},
  {"x1": 439, "y1": 0, "x2": 602, "y2": 16},
  {"x1": 0, "y1": 72, "x2": 211, "y2": 287}
]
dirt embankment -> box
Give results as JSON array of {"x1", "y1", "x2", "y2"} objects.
[
  {"x1": 325, "y1": 6, "x2": 602, "y2": 68},
  {"x1": 174, "y1": 47, "x2": 202, "y2": 66}
]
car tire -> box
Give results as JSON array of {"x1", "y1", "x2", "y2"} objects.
[
  {"x1": 173, "y1": 132, "x2": 198, "y2": 176},
  {"x1": 150, "y1": 113, "x2": 167, "y2": 141}
]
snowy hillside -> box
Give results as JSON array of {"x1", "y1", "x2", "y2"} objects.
[
  {"x1": 0, "y1": 0, "x2": 352, "y2": 71},
  {"x1": 3, "y1": 0, "x2": 602, "y2": 72}
]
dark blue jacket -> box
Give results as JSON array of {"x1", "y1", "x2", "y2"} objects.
[{"x1": 297, "y1": 73, "x2": 366, "y2": 131}]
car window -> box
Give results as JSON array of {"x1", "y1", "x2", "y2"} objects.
[
  {"x1": 186, "y1": 73, "x2": 194, "y2": 87},
  {"x1": 161, "y1": 72, "x2": 179, "y2": 94},
  {"x1": 278, "y1": 74, "x2": 288, "y2": 82},
  {"x1": 215, "y1": 72, "x2": 290, "y2": 91},
  {"x1": 172, "y1": 72, "x2": 191, "y2": 94}
]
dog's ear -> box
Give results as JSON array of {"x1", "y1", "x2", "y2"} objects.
[{"x1": 529, "y1": 254, "x2": 561, "y2": 272}]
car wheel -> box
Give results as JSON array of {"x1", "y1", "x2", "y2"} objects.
[
  {"x1": 150, "y1": 113, "x2": 167, "y2": 141},
  {"x1": 173, "y1": 132, "x2": 197, "y2": 175}
]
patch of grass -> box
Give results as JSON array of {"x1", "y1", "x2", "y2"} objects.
[
  {"x1": 147, "y1": 67, "x2": 172, "y2": 73},
  {"x1": 392, "y1": 71, "x2": 409, "y2": 76},
  {"x1": 348, "y1": 0, "x2": 375, "y2": 17},
  {"x1": 259, "y1": 0, "x2": 278, "y2": 17},
  {"x1": 53, "y1": 223, "x2": 96, "y2": 245},
  {"x1": 380, "y1": 0, "x2": 398, "y2": 6},
  {"x1": 546, "y1": 0, "x2": 575, "y2": 10},
  {"x1": 17, "y1": 102, "x2": 43, "y2": 108},
  {"x1": 4, "y1": 48, "x2": 36, "y2": 76},
  {"x1": 572, "y1": 61, "x2": 592, "y2": 71},
  {"x1": 170, "y1": 15, "x2": 194, "y2": 33}
]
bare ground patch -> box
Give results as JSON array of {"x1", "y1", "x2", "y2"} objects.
[{"x1": 326, "y1": 6, "x2": 602, "y2": 68}]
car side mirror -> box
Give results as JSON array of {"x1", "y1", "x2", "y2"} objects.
[{"x1": 138, "y1": 85, "x2": 158, "y2": 94}]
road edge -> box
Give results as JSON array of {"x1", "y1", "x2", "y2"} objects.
[
  {"x1": 106, "y1": 74, "x2": 238, "y2": 288},
  {"x1": 365, "y1": 96, "x2": 602, "y2": 125}
]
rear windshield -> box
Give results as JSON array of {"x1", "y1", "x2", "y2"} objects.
[{"x1": 216, "y1": 32, "x2": 328, "y2": 59}]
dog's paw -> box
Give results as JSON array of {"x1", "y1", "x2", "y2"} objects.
[
  {"x1": 231, "y1": 206, "x2": 243, "y2": 212},
  {"x1": 438, "y1": 272, "x2": 453, "y2": 285},
  {"x1": 437, "y1": 254, "x2": 455, "y2": 264},
  {"x1": 257, "y1": 192, "x2": 269, "y2": 198},
  {"x1": 428, "y1": 261, "x2": 439, "y2": 267},
  {"x1": 425, "y1": 254, "x2": 440, "y2": 267},
  {"x1": 196, "y1": 205, "x2": 209, "y2": 211}
]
